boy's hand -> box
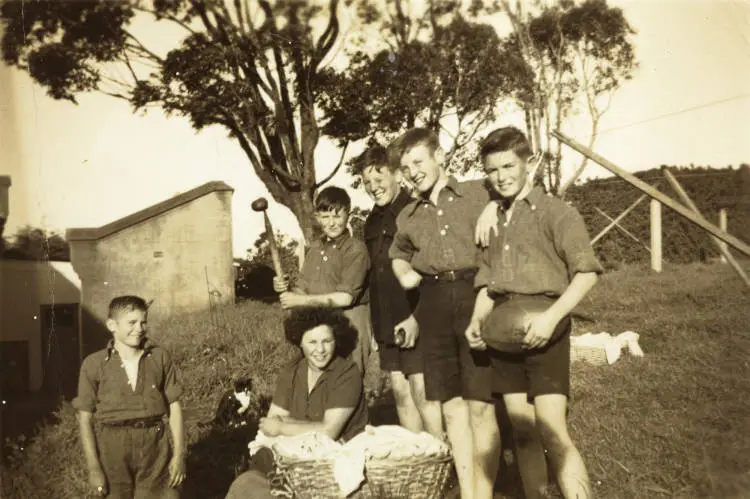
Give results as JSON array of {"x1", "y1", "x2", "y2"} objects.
[
  {"x1": 279, "y1": 291, "x2": 306, "y2": 310},
  {"x1": 522, "y1": 311, "x2": 558, "y2": 350},
  {"x1": 397, "y1": 270, "x2": 422, "y2": 290},
  {"x1": 168, "y1": 454, "x2": 186, "y2": 488},
  {"x1": 475, "y1": 201, "x2": 499, "y2": 248},
  {"x1": 394, "y1": 315, "x2": 419, "y2": 349},
  {"x1": 465, "y1": 320, "x2": 487, "y2": 350},
  {"x1": 88, "y1": 468, "x2": 107, "y2": 496},
  {"x1": 273, "y1": 275, "x2": 289, "y2": 293}
]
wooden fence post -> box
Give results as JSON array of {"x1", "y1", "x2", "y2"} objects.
[
  {"x1": 650, "y1": 199, "x2": 663, "y2": 272},
  {"x1": 719, "y1": 208, "x2": 728, "y2": 264}
]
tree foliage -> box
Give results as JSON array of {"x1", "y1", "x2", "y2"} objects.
[
  {"x1": 2, "y1": 225, "x2": 70, "y2": 261},
  {"x1": 1, "y1": 0, "x2": 349, "y2": 242},
  {"x1": 497, "y1": 0, "x2": 637, "y2": 194},
  {"x1": 320, "y1": 0, "x2": 527, "y2": 173}
]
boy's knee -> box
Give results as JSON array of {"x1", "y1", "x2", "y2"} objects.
[
  {"x1": 468, "y1": 400, "x2": 495, "y2": 420},
  {"x1": 390, "y1": 373, "x2": 412, "y2": 406}
]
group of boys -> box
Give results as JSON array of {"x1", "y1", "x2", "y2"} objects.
[
  {"x1": 275, "y1": 125, "x2": 602, "y2": 499},
  {"x1": 72, "y1": 125, "x2": 602, "y2": 499}
]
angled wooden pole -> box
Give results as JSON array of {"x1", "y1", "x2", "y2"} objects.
[
  {"x1": 591, "y1": 193, "x2": 647, "y2": 245},
  {"x1": 594, "y1": 207, "x2": 650, "y2": 252},
  {"x1": 662, "y1": 168, "x2": 750, "y2": 287},
  {"x1": 552, "y1": 130, "x2": 750, "y2": 257}
]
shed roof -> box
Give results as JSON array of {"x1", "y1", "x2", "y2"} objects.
[{"x1": 67, "y1": 181, "x2": 234, "y2": 242}]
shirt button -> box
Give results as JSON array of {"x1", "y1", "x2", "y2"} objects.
[
  {"x1": 437, "y1": 209, "x2": 444, "y2": 216},
  {"x1": 503, "y1": 222, "x2": 508, "y2": 227},
  {"x1": 448, "y1": 197, "x2": 454, "y2": 202},
  {"x1": 323, "y1": 256, "x2": 329, "y2": 262},
  {"x1": 320, "y1": 250, "x2": 325, "y2": 255},
  {"x1": 504, "y1": 244, "x2": 510, "y2": 250},
  {"x1": 531, "y1": 205, "x2": 536, "y2": 211},
  {"x1": 440, "y1": 229, "x2": 447, "y2": 236}
]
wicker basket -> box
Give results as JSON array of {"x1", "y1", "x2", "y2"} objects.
[
  {"x1": 272, "y1": 454, "x2": 343, "y2": 498},
  {"x1": 362, "y1": 453, "x2": 453, "y2": 499},
  {"x1": 570, "y1": 343, "x2": 608, "y2": 366},
  {"x1": 271, "y1": 451, "x2": 452, "y2": 499}
]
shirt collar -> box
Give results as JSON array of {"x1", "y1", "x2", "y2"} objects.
[
  {"x1": 105, "y1": 338, "x2": 155, "y2": 361},
  {"x1": 499, "y1": 185, "x2": 545, "y2": 213},
  {"x1": 407, "y1": 176, "x2": 463, "y2": 216},
  {"x1": 321, "y1": 230, "x2": 351, "y2": 246},
  {"x1": 373, "y1": 188, "x2": 411, "y2": 218}
]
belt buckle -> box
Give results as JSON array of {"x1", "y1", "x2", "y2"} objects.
[{"x1": 446, "y1": 270, "x2": 457, "y2": 281}]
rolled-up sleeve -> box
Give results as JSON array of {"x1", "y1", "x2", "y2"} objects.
[
  {"x1": 161, "y1": 350, "x2": 183, "y2": 404},
  {"x1": 388, "y1": 213, "x2": 416, "y2": 262},
  {"x1": 272, "y1": 367, "x2": 294, "y2": 411},
  {"x1": 72, "y1": 356, "x2": 99, "y2": 413},
  {"x1": 554, "y1": 208, "x2": 604, "y2": 277},
  {"x1": 327, "y1": 362, "x2": 363, "y2": 409},
  {"x1": 335, "y1": 240, "x2": 370, "y2": 298}
]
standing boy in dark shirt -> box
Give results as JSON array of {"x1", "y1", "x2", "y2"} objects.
[
  {"x1": 389, "y1": 128, "x2": 502, "y2": 499},
  {"x1": 466, "y1": 127, "x2": 603, "y2": 499},
  {"x1": 73, "y1": 295, "x2": 185, "y2": 498},
  {"x1": 353, "y1": 144, "x2": 443, "y2": 436}
]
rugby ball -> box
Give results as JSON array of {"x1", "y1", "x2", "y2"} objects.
[{"x1": 481, "y1": 295, "x2": 554, "y2": 353}]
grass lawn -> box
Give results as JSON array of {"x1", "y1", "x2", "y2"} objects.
[{"x1": 2, "y1": 262, "x2": 749, "y2": 498}]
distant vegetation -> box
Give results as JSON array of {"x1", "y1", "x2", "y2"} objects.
[
  {"x1": 1, "y1": 225, "x2": 70, "y2": 261},
  {"x1": 567, "y1": 165, "x2": 749, "y2": 266}
]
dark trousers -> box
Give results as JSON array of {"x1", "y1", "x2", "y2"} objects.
[{"x1": 97, "y1": 421, "x2": 179, "y2": 499}]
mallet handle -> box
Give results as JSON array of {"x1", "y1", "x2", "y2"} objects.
[{"x1": 263, "y1": 212, "x2": 284, "y2": 277}]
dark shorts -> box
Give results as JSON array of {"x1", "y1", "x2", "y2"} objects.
[
  {"x1": 489, "y1": 316, "x2": 571, "y2": 400},
  {"x1": 97, "y1": 420, "x2": 179, "y2": 499},
  {"x1": 415, "y1": 278, "x2": 493, "y2": 403},
  {"x1": 378, "y1": 334, "x2": 425, "y2": 375}
]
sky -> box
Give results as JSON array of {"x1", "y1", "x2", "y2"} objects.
[{"x1": 1, "y1": 0, "x2": 749, "y2": 257}]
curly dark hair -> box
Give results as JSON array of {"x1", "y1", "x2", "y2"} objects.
[{"x1": 283, "y1": 307, "x2": 358, "y2": 358}]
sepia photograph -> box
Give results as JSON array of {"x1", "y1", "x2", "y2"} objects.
[{"x1": 1, "y1": 0, "x2": 748, "y2": 497}]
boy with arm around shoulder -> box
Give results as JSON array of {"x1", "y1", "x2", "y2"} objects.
[
  {"x1": 73, "y1": 295, "x2": 185, "y2": 498},
  {"x1": 465, "y1": 127, "x2": 603, "y2": 499},
  {"x1": 388, "y1": 127, "x2": 502, "y2": 499}
]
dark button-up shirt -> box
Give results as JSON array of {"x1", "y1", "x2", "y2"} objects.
[
  {"x1": 475, "y1": 187, "x2": 604, "y2": 296},
  {"x1": 364, "y1": 189, "x2": 419, "y2": 343},
  {"x1": 272, "y1": 356, "x2": 368, "y2": 442},
  {"x1": 72, "y1": 339, "x2": 182, "y2": 423},
  {"x1": 389, "y1": 177, "x2": 493, "y2": 274},
  {"x1": 297, "y1": 232, "x2": 370, "y2": 306}
]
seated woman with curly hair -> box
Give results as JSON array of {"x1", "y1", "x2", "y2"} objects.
[{"x1": 225, "y1": 307, "x2": 368, "y2": 499}]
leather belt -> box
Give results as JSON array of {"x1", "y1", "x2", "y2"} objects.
[
  {"x1": 101, "y1": 416, "x2": 163, "y2": 428},
  {"x1": 420, "y1": 268, "x2": 477, "y2": 285}
]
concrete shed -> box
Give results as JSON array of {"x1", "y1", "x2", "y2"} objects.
[{"x1": 67, "y1": 181, "x2": 235, "y2": 356}]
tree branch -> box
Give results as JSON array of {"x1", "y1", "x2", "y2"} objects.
[{"x1": 315, "y1": 141, "x2": 349, "y2": 188}]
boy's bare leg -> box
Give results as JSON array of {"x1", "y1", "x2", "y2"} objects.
[
  {"x1": 535, "y1": 394, "x2": 592, "y2": 499},
  {"x1": 443, "y1": 397, "x2": 475, "y2": 499},
  {"x1": 468, "y1": 400, "x2": 501, "y2": 499},
  {"x1": 408, "y1": 373, "x2": 444, "y2": 437},
  {"x1": 504, "y1": 393, "x2": 550, "y2": 499},
  {"x1": 390, "y1": 371, "x2": 424, "y2": 433}
]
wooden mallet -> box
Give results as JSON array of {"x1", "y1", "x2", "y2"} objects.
[{"x1": 251, "y1": 197, "x2": 284, "y2": 278}]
